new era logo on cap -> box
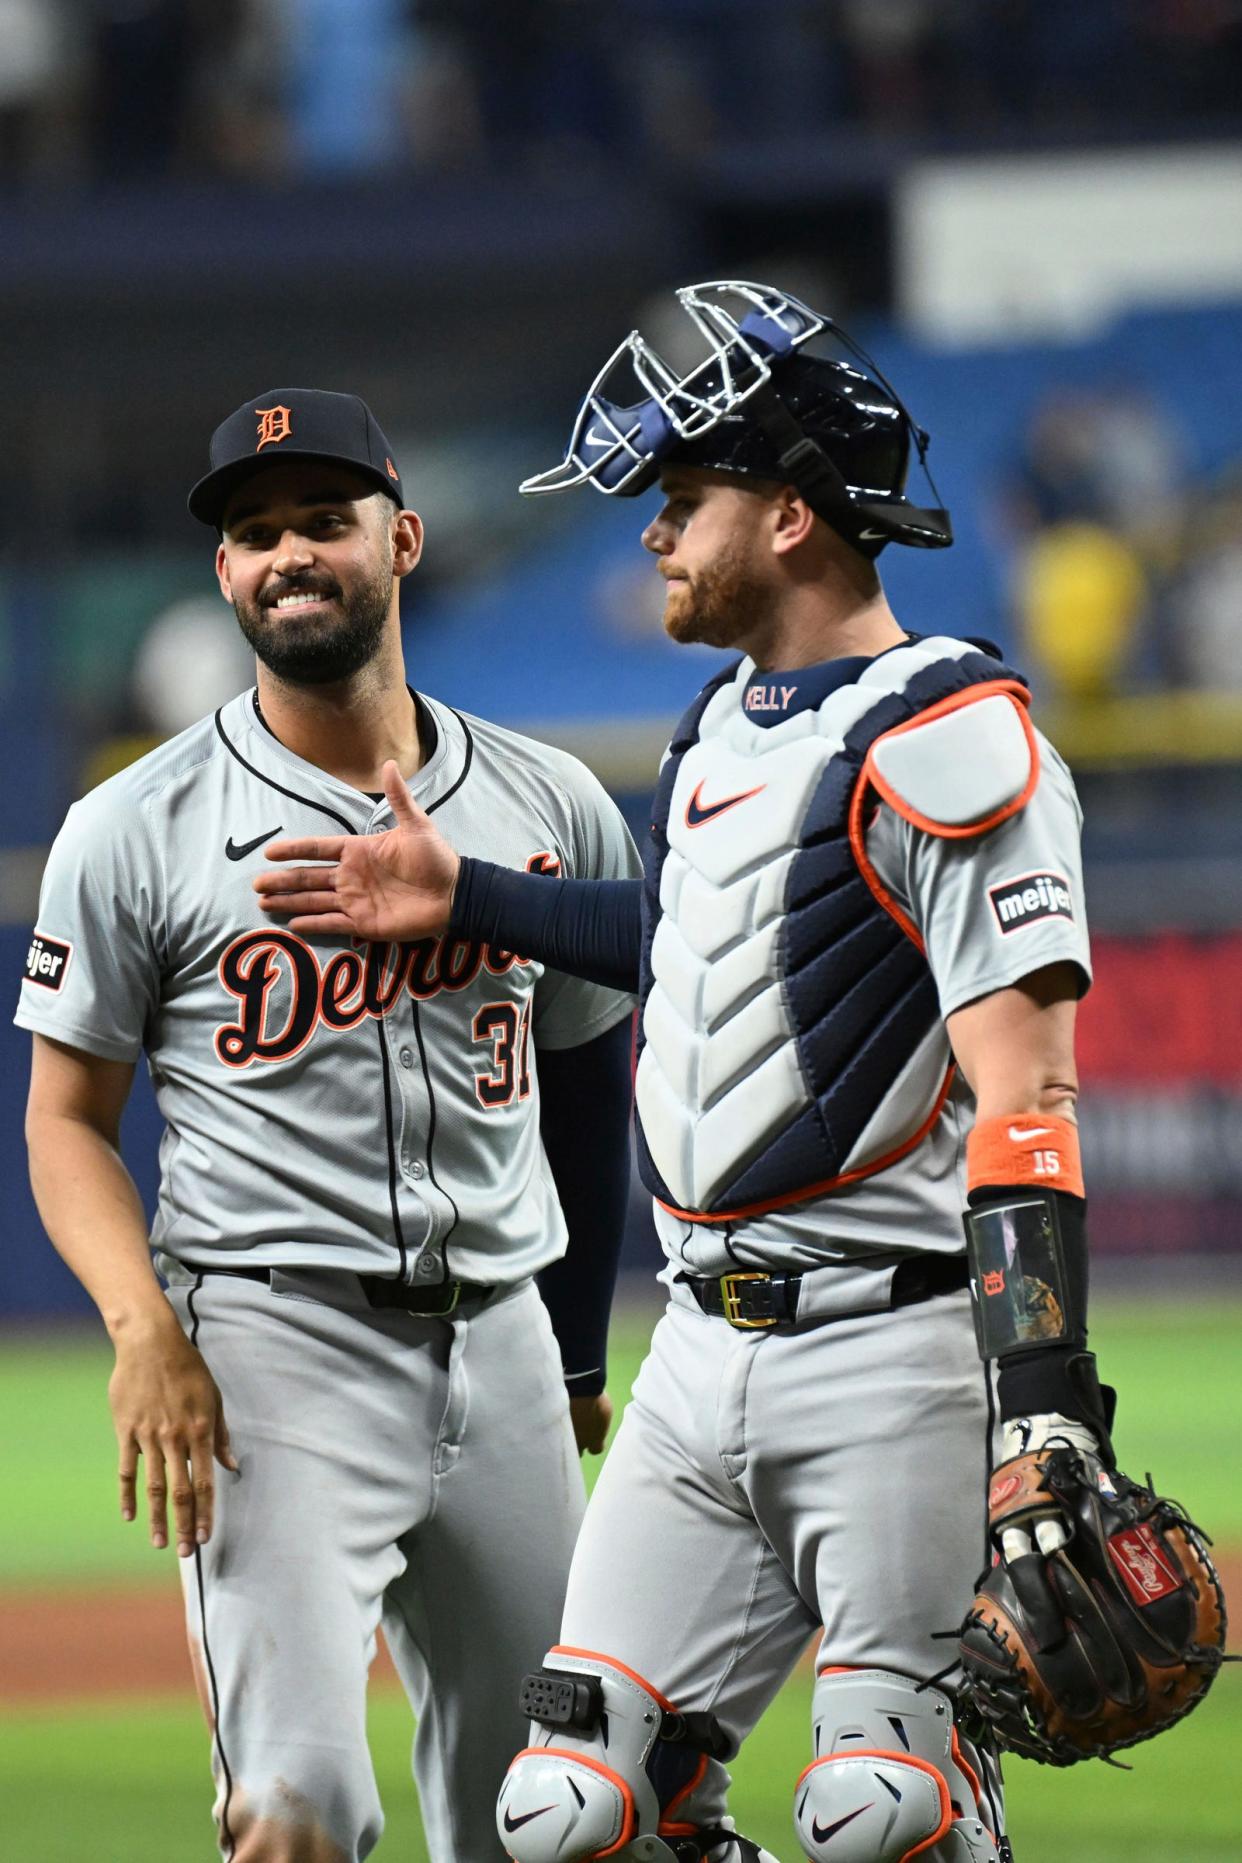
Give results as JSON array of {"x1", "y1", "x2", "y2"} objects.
[
  {"x1": 25, "y1": 932, "x2": 72, "y2": 991},
  {"x1": 989, "y1": 871, "x2": 1074, "y2": 935}
]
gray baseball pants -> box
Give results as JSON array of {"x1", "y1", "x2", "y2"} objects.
[
  {"x1": 558, "y1": 1284, "x2": 1000, "y2": 1835},
  {"x1": 166, "y1": 1268, "x2": 583, "y2": 1862}
]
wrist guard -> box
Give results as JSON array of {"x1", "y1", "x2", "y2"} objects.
[{"x1": 964, "y1": 1114, "x2": 1115, "y2": 1456}]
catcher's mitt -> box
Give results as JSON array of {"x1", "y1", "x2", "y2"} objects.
[{"x1": 959, "y1": 1445, "x2": 1229, "y2": 1765}]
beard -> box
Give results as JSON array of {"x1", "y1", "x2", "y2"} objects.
[
  {"x1": 662, "y1": 543, "x2": 777, "y2": 650},
  {"x1": 234, "y1": 562, "x2": 393, "y2": 686}
]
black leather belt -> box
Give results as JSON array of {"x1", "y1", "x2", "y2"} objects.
[
  {"x1": 679, "y1": 1254, "x2": 969, "y2": 1331},
  {"x1": 193, "y1": 1263, "x2": 495, "y2": 1317}
]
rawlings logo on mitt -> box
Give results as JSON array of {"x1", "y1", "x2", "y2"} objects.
[{"x1": 958, "y1": 1446, "x2": 1229, "y2": 1765}]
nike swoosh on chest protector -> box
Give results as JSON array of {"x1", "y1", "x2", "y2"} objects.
[
  {"x1": 225, "y1": 826, "x2": 283, "y2": 862},
  {"x1": 684, "y1": 780, "x2": 765, "y2": 828}
]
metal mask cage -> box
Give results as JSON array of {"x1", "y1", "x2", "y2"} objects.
[{"x1": 519, "y1": 280, "x2": 830, "y2": 499}]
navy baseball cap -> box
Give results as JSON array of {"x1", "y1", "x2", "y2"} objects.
[{"x1": 188, "y1": 387, "x2": 405, "y2": 528}]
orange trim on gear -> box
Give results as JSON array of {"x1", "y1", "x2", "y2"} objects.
[
  {"x1": 863, "y1": 681, "x2": 1039, "y2": 842},
  {"x1": 549, "y1": 1645, "x2": 678, "y2": 1716},
  {"x1": 794, "y1": 1750, "x2": 952, "y2": 1861},
  {"x1": 505, "y1": 1747, "x2": 637, "y2": 1857},
  {"x1": 654, "y1": 684, "x2": 1027, "y2": 1228},
  {"x1": 966, "y1": 1111, "x2": 1084, "y2": 1200},
  {"x1": 655, "y1": 1063, "x2": 956, "y2": 1225},
  {"x1": 848, "y1": 748, "x2": 925, "y2": 952},
  {"x1": 950, "y1": 1729, "x2": 990, "y2": 1830},
  {"x1": 659, "y1": 1752, "x2": 708, "y2": 1831}
]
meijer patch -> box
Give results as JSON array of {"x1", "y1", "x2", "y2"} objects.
[
  {"x1": 988, "y1": 871, "x2": 1074, "y2": 935},
  {"x1": 25, "y1": 932, "x2": 72, "y2": 991}
]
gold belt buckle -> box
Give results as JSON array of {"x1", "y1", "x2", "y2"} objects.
[{"x1": 719, "y1": 1271, "x2": 777, "y2": 1329}]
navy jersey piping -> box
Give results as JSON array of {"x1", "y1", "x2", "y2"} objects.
[
  {"x1": 186, "y1": 1275, "x2": 238, "y2": 1860},
  {"x1": 214, "y1": 705, "x2": 412, "y2": 1276},
  {"x1": 406, "y1": 705, "x2": 475, "y2": 1279}
]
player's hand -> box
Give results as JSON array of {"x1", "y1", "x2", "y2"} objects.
[
  {"x1": 992, "y1": 1412, "x2": 1100, "y2": 1563},
  {"x1": 569, "y1": 1391, "x2": 614, "y2": 1457},
  {"x1": 108, "y1": 1313, "x2": 239, "y2": 1558},
  {"x1": 253, "y1": 760, "x2": 460, "y2": 940}
]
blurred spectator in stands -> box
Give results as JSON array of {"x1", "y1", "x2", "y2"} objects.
[
  {"x1": 1161, "y1": 471, "x2": 1242, "y2": 691},
  {"x1": 287, "y1": 0, "x2": 421, "y2": 175},
  {"x1": 88, "y1": 0, "x2": 202, "y2": 176},
  {"x1": 0, "y1": 0, "x2": 81, "y2": 184},
  {"x1": 1008, "y1": 386, "x2": 1183, "y2": 542},
  {"x1": 838, "y1": 0, "x2": 940, "y2": 134},
  {"x1": 195, "y1": 0, "x2": 294, "y2": 178},
  {"x1": 12, "y1": 0, "x2": 1242, "y2": 186},
  {"x1": 1017, "y1": 521, "x2": 1148, "y2": 702},
  {"x1": 1005, "y1": 384, "x2": 1184, "y2": 700},
  {"x1": 616, "y1": 0, "x2": 840, "y2": 160},
  {"x1": 422, "y1": 1, "x2": 626, "y2": 175}
]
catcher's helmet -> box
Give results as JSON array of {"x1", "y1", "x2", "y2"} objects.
[{"x1": 520, "y1": 280, "x2": 952, "y2": 555}]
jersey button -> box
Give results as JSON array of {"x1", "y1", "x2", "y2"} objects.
[{"x1": 398, "y1": 1047, "x2": 414, "y2": 1069}]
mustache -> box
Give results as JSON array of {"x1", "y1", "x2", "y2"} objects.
[{"x1": 259, "y1": 575, "x2": 341, "y2": 608}]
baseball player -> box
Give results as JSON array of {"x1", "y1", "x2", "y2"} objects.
[
  {"x1": 253, "y1": 286, "x2": 1111, "y2": 1863},
  {"x1": 16, "y1": 388, "x2": 641, "y2": 1862}
]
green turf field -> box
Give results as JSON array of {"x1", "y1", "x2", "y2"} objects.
[{"x1": 2, "y1": 1295, "x2": 1239, "y2": 1860}]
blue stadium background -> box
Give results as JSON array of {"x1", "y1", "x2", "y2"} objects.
[{"x1": 3, "y1": 0, "x2": 1241, "y2": 1316}]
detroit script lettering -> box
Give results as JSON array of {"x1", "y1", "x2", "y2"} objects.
[{"x1": 215, "y1": 930, "x2": 529, "y2": 1068}]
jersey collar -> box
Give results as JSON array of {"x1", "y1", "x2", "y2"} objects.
[{"x1": 219, "y1": 687, "x2": 466, "y2": 824}]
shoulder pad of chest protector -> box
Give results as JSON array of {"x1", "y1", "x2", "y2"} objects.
[{"x1": 867, "y1": 689, "x2": 1038, "y2": 837}]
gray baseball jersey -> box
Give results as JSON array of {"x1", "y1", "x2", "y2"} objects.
[
  {"x1": 16, "y1": 689, "x2": 639, "y2": 1288},
  {"x1": 17, "y1": 686, "x2": 640, "y2": 1862},
  {"x1": 655, "y1": 727, "x2": 1090, "y2": 1277}
]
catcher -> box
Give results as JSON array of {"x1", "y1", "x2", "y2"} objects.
[{"x1": 254, "y1": 281, "x2": 1230, "y2": 1859}]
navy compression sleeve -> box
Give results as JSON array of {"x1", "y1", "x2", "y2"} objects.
[
  {"x1": 536, "y1": 1016, "x2": 634, "y2": 1397},
  {"x1": 451, "y1": 859, "x2": 642, "y2": 994}
]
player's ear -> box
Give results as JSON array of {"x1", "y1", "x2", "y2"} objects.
[
  {"x1": 770, "y1": 486, "x2": 817, "y2": 557},
  {"x1": 215, "y1": 541, "x2": 234, "y2": 602},
  {"x1": 391, "y1": 508, "x2": 424, "y2": 579}
]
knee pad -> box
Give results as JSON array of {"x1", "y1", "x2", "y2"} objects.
[
  {"x1": 496, "y1": 1646, "x2": 737, "y2": 1863},
  {"x1": 794, "y1": 1669, "x2": 1000, "y2": 1863}
]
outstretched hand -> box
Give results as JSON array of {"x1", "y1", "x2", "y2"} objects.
[{"x1": 254, "y1": 761, "x2": 460, "y2": 941}]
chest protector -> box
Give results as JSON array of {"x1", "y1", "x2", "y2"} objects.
[{"x1": 634, "y1": 637, "x2": 1032, "y2": 1221}]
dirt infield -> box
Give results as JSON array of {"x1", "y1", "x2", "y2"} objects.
[
  {"x1": 0, "y1": 1583, "x2": 400, "y2": 1703},
  {"x1": 4, "y1": 1551, "x2": 1239, "y2": 1706}
]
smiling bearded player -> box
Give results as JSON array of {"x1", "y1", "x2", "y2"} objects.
[
  {"x1": 17, "y1": 387, "x2": 642, "y2": 1862},
  {"x1": 253, "y1": 290, "x2": 1229, "y2": 1863}
]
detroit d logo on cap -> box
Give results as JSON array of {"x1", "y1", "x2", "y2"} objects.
[
  {"x1": 255, "y1": 404, "x2": 293, "y2": 450},
  {"x1": 988, "y1": 870, "x2": 1074, "y2": 935}
]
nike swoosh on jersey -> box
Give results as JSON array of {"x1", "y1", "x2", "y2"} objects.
[
  {"x1": 1007, "y1": 1125, "x2": 1054, "y2": 1142},
  {"x1": 225, "y1": 826, "x2": 283, "y2": 862},
  {"x1": 811, "y1": 1802, "x2": 873, "y2": 1842},
  {"x1": 684, "y1": 780, "x2": 766, "y2": 828},
  {"x1": 502, "y1": 1805, "x2": 555, "y2": 1832}
]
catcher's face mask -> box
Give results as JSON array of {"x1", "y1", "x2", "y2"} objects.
[{"x1": 519, "y1": 279, "x2": 952, "y2": 552}]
